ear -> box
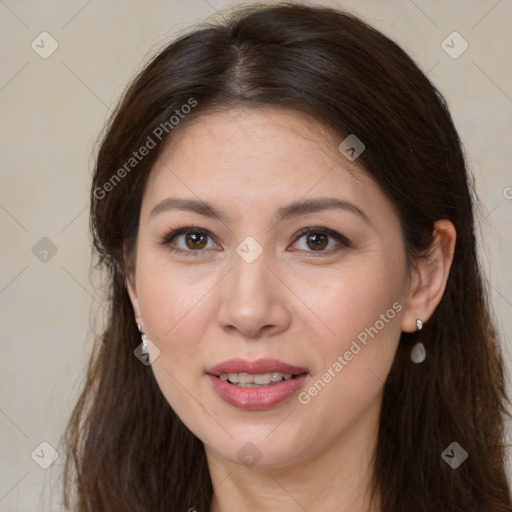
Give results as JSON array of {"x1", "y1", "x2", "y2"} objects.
[
  {"x1": 125, "y1": 270, "x2": 144, "y2": 330},
  {"x1": 401, "y1": 219, "x2": 456, "y2": 333}
]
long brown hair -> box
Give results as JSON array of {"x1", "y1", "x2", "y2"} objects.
[{"x1": 61, "y1": 3, "x2": 512, "y2": 510}]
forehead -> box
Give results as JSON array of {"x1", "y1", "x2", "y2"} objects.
[
  {"x1": 158, "y1": 107, "x2": 344, "y2": 174},
  {"x1": 141, "y1": 107, "x2": 392, "y2": 224}
]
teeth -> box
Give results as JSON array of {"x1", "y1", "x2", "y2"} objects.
[
  {"x1": 238, "y1": 373, "x2": 254, "y2": 385},
  {"x1": 254, "y1": 374, "x2": 272, "y2": 385},
  {"x1": 219, "y1": 372, "x2": 295, "y2": 387}
]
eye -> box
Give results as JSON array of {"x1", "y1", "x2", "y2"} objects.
[
  {"x1": 158, "y1": 225, "x2": 350, "y2": 258},
  {"x1": 290, "y1": 226, "x2": 350, "y2": 256},
  {"x1": 159, "y1": 226, "x2": 218, "y2": 257}
]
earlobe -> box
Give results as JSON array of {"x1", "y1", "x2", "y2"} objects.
[{"x1": 401, "y1": 219, "x2": 456, "y2": 332}]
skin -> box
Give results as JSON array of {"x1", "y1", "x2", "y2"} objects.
[{"x1": 126, "y1": 107, "x2": 456, "y2": 512}]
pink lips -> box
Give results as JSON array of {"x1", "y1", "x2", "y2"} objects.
[
  {"x1": 208, "y1": 358, "x2": 308, "y2": 376},
  {"x1": 207, "y1": 358, "x2": 309, "y2": 410}
]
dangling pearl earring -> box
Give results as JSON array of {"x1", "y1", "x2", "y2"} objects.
[
  {"x1": 410, "y1": 319, "x2": 426, "y2": 363},
  {"x1": 137, "y1": 323, "x2": 149, "y2": 359}
]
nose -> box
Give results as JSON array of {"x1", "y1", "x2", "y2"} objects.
[{"x1": 216, "y1": 248, "x2": 292, "y2": 339}]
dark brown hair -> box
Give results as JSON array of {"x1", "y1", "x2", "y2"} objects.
[{"x1": 61, "y1": 2, "x2": 512, "y2": 511}]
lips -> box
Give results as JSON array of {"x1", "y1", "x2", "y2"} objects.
[
  {"x1": 207, "y1": 358, "x2": 308, "y2": 377},
  {"x1": 206, "y1": 358, "x2": 309, "y2": 410}
]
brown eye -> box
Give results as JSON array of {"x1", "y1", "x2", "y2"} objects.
[
  {"x1": 305, "y1": 232, "x2": 329, "y2": 251},
  {"x1": 160, "y1": 227, "x2": 217, "y2": 256},
  {"x1": 184, "y1": 231, "x2": 208, "y2": 250},
  {"x1": 291, "y1": 226, "x2": 350, "y2": 256}
]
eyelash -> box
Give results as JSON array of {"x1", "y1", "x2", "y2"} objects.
[{"x1": 158, "y1": 224, "x2": 351, "y2": 259}]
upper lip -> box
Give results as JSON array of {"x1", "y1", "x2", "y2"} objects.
[{"x1": 207, "y1": 358, "x2": 308, "y2": 376}]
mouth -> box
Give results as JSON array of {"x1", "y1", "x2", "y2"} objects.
[
  {"x1": 217, "y1": 371, "x2": 303, "y2": 387},
  {"x1": 206, "y1": 358, "x2": 309, "y2": 409},
  {"x1": 207, "y1": 357, "x2": 308, "y2": 384}
]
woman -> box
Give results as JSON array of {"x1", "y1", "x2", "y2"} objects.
[{"x1": 62, "y1": 2, "x2": 512, "y2": 511}]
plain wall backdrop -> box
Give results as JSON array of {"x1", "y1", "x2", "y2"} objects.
[{"x1": 1, "y1": 0, "x2": 511, "y2": 510}]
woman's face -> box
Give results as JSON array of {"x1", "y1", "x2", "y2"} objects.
[{"x1": 127, "y1": 107, "x2": 413, "y2": 469}]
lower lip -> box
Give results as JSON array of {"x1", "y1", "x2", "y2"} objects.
[{"x1": 207, "y1": 373, "x2": 308, "y2": 410}]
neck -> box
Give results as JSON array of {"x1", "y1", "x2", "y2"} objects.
[{"x1": 206, "y1": 394, "x2": 382, "y2": 512}]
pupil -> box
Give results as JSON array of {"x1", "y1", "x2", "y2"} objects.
[
  {"x1": 187, "y1": 232, "x2": 207, "y2": 249},
  {"x1": 308, "y1": 232, "x2": 328, "y2": 251}
]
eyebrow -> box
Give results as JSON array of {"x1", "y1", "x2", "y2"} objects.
[{"x1": 149, "y1": 197, "x2": 371, "y2": 225}]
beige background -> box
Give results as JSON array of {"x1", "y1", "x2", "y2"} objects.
[{"x1": 1, "y1": 0, "x2": 511, "y2": 510}]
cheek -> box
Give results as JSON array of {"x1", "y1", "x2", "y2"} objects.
[
  {"x1": 138, "y1": 251, "x2": 202, "y2": 324},
  {"x1": 293, "y1": 255, "x2": 405, "y2": 399},
  {"x1": 295, "y1": 256, "x2": 404, "y2": 343},
  {"x1": 135, "y1": 256, "x2": 219, "y2": 368},
  {"x1": 135, "y1": 262, "x2": 216, "y2": 416}
]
